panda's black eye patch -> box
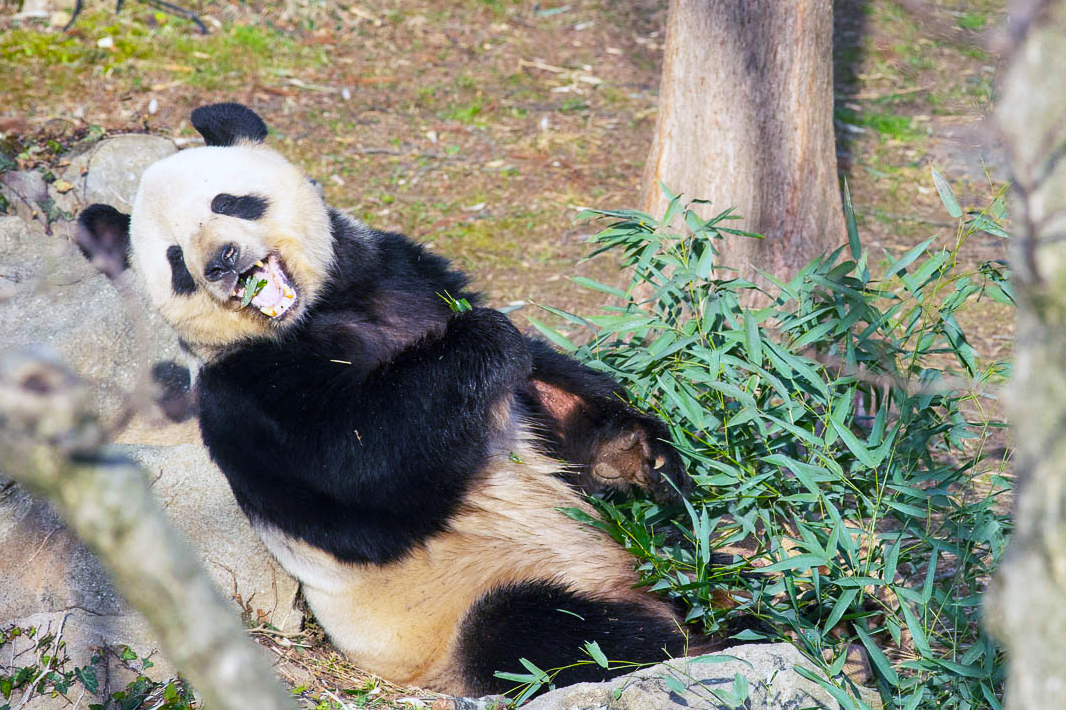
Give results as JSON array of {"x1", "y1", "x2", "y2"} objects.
[
  {"x1": 211, "y1": 193, "x2": 268, "y2": 221},
  {"x1": 166, "y1": 245, "x2": 197, "y2": 296}
]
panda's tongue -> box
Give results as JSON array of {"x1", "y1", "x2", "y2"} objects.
[{"x1": 247, "y1": 255, "x2": 296, "y2": 318}]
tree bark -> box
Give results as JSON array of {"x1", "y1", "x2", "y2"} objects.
[
  {"x1": 983, "y1": 1, "x2": 1066, "y2": 707},
  {"x1": 641, "y1": 0, "x2": 843, "y2": 288}
]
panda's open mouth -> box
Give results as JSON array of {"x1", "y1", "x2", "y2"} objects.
[{"x1": 231, "y1": 254, "x2": 298, "y2": 320}]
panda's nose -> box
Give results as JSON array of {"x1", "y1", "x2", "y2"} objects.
[{"x1": 204, "y1": 243, "x2": 240, "y2": 282}]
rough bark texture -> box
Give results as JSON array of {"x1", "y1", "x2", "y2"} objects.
[
  {"x1": 641, "y1": 0, "x2": 843, "y2": 288},
  {"x1": 983, "y1": 1, "x2": 1066, "y2": 707},
  {"x1": 0, "y1": 349, "x2": 298, "y2": 710}
]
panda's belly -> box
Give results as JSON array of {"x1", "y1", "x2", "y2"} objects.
[{"x1": 251, "y1": 440, "x2": 646, "y2": 693}]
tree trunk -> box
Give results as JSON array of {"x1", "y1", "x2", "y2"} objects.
[
  {"x1": 641, "y1": 0, "x2": 843, "y2": 288},
  {"x1": 983, "y1": 1, "x2": 1066, "y2": 707}
]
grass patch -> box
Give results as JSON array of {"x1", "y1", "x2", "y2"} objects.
[
  {"x1": 837, "y1": 107, "x2": 926, "y2": 142},
  {"x1": 957, "y1": 13, "x2": 988, "y2": 30},
  {"x1": 430, "y1": 208, "x2": 544, "y2": 270},
  {"x1": 442, "y1": 99, "x2": 485, "y2": 124},
  {"x1": 0, "y1": 624, "x2": 196, "y2": 709},
  {"x1": 0, "y1": 11, "x2": 323, "y2": 108}
]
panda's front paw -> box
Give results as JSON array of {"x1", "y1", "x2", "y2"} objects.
[
  {"x1": 152, "y1": 361, "x2": 198, "y2": 422},
  {"x1": 590, "y1": 417, "x2": 689, "y2": 504}
]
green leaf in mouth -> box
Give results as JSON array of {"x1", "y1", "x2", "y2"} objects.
[{"x1": 239, "y1": 274, "x2": 268, "y2": 308}]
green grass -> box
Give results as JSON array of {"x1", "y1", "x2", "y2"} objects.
[
  {"x1": 957, "y1": 13, "x2": 988, "y2": 30},
  {"x1": 432, "y1": 209, "x2": 543, "y2": 269},
  {"x1": 837, "y1": 107, "x2": 927, "y2": 142},
  {"x1": 0, "y1": 11, "x2": 323, "y2": 106},
  {"x1": 442, "y1": 99, "x2": 485, "y2": 124}
]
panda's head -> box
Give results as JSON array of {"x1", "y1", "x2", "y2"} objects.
[{"x1": 77, "y1": 103, "x2": 334, "y2": 358}]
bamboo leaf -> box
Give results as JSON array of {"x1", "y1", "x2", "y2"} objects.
[
  {"x1": 568, "y1": 276, "x2": 627, "y2": 299},
  {"x1": 824, "y1": 588, "x2": 859, "y2": 632},
  {"x1": 899, "y1": 600, "x2": 933, "y2": 657},
  {"x1": 854, "y1": 624, "x2": 900, "y2": 685},
  {"x1": 842, "y1": 176, "x2": 861, "y2": 259},
  {"x1": 931, "y1": 167, "x2": 963, "y2": 218},
  {"x1": 584, "y1": 641, "x2": 609, "y2": 668},
  {"x1": 524, "y1": 315, "x2": 576, "y2": 351},
  {"x1": 829, "y1": 419, "x2": 883, "y2": 468},
  {"x1": 763, "y1": 553, "x2": 827, "y2": 573},
  {"x1": 885, "y1": 236, "x2": 936, "y2": 279}
]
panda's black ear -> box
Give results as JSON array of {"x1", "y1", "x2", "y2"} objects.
[
  {"x1": 191, "y1": 103, "x2": 269, "y2": 147},
  {"x1": 75, "y1": 203, "x2": 130, "y2": 280}
]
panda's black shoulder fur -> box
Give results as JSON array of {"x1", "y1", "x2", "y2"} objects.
[{"x1": 198, "y1": 210, "x2": 521, "y2": 564}]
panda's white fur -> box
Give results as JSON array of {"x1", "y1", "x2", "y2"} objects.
[{"x1": 130, "y1": 143, "x2": 336, "y2": 358}]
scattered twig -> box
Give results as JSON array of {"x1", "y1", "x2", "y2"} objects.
[
  {"x1": 356, "y1": 147, "x2": 403, "y2": 155},
  {"x1": 26, "y1": 526, "x2": 58, "y2": 563},
  {"x1": 850, "y1": 84, "x2": 936, "y2": 101},
  {"x1": 247, "y1": 624, "x2": 307, "y2": 640}
]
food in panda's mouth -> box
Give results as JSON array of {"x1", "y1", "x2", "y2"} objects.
[
  {"x1": 238, "y1": 275, "x2": 267, "y2": 308},
  {"x1": 232, "y1": 254, "x2": 297, "y2": 318}
]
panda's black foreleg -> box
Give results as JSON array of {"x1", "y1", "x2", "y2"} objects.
[
  {"x1": 456, "y1": 580, "x2": 705, "y2": 697},
  {"x1": 521, "y1": 339, "x2": 689, "y2": 504},
  {"x1": 197, "y1": 306, "x2": 535, "y2": 564}
]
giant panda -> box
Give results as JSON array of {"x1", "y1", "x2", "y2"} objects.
[{"x1": 75, "y1": 103, "x2": 715, "y2": 697}]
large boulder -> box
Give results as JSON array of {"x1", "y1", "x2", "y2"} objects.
[
  {"x1": 0, "y1": 440, "x2": 301, "y2": 630},
  {"x1": 57, "y1": 134, "x2": 177, "y2": 214},
  {"x1": 0, "y1": 215, "x2": 180, "y2": 424},
  {"x1": 0, "y1": 135, "x2": 175, "y2": 229},
  {"x1": 520, "y1": 643, "x2": 882, "y2": 710},
  {"x1": 0, "y1": 441, "x2": 302, "y2": 706}
]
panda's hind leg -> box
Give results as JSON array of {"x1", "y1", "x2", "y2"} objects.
[{"x1": 455, "y1": 580, "x2": 697, "y2": 697}]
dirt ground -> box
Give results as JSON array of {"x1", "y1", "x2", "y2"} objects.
[
  {"x1": 0, "y1": 0, "x2": 1014, "y2": 706},
  {"x1": 0, "y1": 0, "x2": 1011, "y2": 339}
]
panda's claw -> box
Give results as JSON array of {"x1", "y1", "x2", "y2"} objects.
[{"x1": 589, "y1": 420, "x2": 689, "y2": 504}]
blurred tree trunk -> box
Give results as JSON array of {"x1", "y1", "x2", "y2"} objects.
[
  {"x1": 641, "y1": 0, "x2": 843, "y2": 289},
  {"x1": 984, "y1": 1, "x2": 1066, "y2": 707},
  {"x1": 0, "y1": 349, "x2": 298, "y2": 710}
]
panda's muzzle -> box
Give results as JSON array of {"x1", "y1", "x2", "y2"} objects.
[{"x1": 204, "y1": 242, "x2": 241, "y2": 290}]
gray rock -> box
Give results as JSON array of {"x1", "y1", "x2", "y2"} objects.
[
  {"x1": 117, "y1": 442, "x2": 302, "y2": 634},
  {"x1": 0, "y1": 210, "x2": 301, "y2": 704},
  {"x1": 0, "y1": 215, "x2": 181, "y2": 424},
  {"x1": 58, "y1": 134, "x2": 177, "y2": 214},
  {"x1": 17, "y1": 0, "x2": 75, "y2": 15},
  {"x1": 520, "y1": 643, "x2": 881, "y2": 710},
  {"x1": 0, "y1": 169, "x2": 50, "y2": 223},
  {"x1": 0, "y1": 444, "x2": 300, "y2": 634},
  {"x1": 0, "y1": 442, "x2": 301, "y2": 706}
]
